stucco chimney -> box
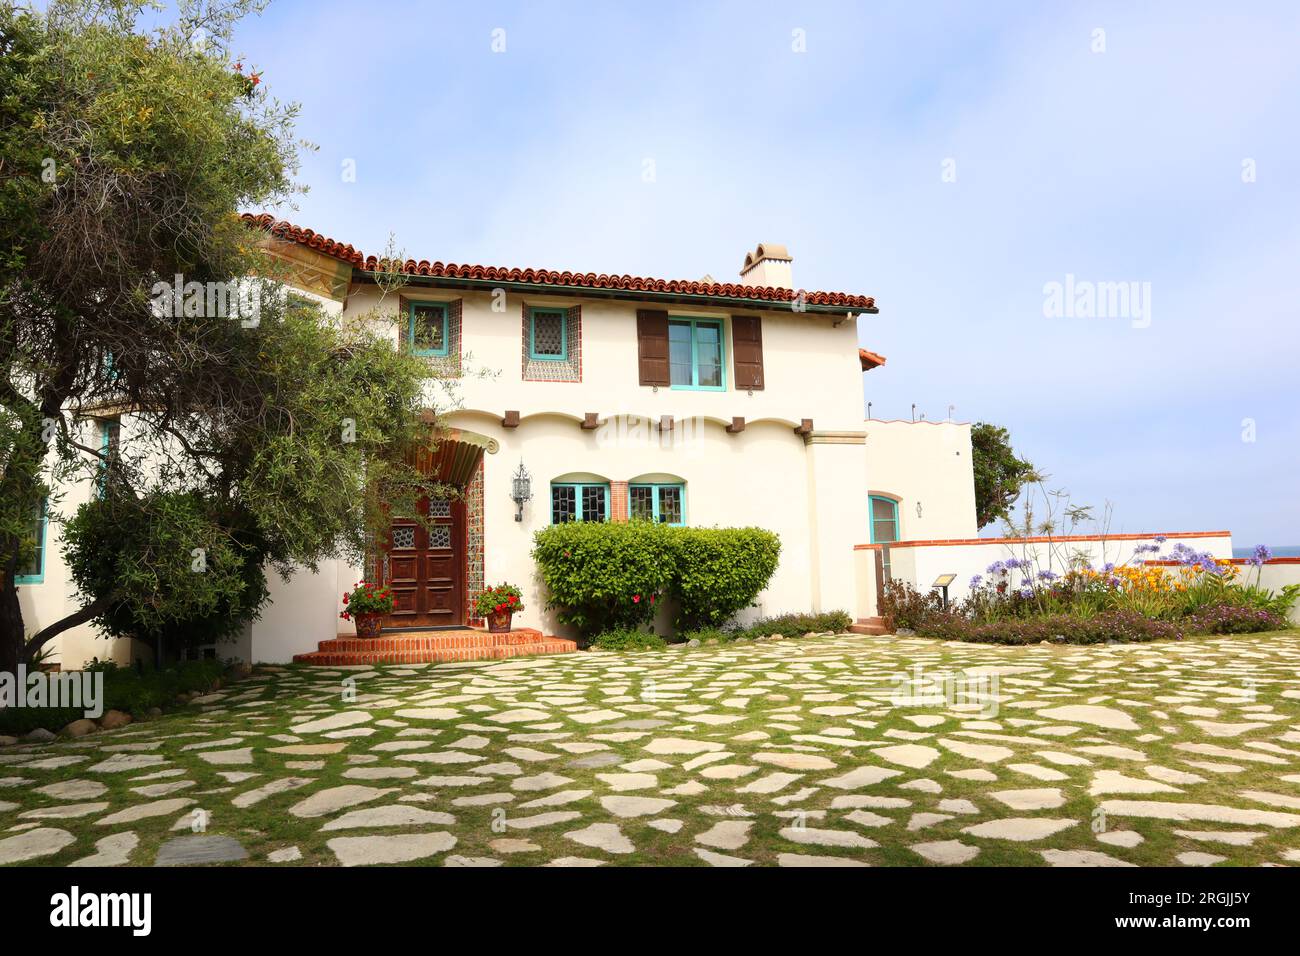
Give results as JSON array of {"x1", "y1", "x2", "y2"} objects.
[{"x1": 738, "y1": 243, "x2": 793, "y2": 289}]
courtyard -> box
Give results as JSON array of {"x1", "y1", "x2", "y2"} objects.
[{"x1": 2, "y1": 632, "x2": 1299, "y2": 868}]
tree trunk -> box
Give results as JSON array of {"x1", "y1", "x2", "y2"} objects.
[{"x1": 0, "y1": 573, "x2": 23, "y2": 675}]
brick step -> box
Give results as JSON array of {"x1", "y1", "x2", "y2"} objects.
[
  {"x1": 294, "y1": 627, "x2": 577, "y2": 665},
  {"x1": 850, "y1": 616, "x2": 890, "y2": 636}
]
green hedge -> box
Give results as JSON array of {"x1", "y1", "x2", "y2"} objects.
[
  {"x1": 532, "y1": 522, "x2": 781, "y2": 640},
  {"x1": 0, "y1": 659, "x2": 227, "y2": 736}
]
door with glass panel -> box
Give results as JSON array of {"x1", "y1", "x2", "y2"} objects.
[{"x1": 384, "y1": 495, "x2": 465, "y2": 628}]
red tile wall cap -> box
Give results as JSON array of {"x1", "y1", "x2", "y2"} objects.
[
  {"x1": 242, "y1": 213, "x2": 876, "y2": 309},
  {"x1": 859, "y1": 347, "x2": 887, "y2": 370},
  {"x1": 853, "y1": 530, "x2": 1232, "y2": 550}
]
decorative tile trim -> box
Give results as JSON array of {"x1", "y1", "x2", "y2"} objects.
[
  {"x1": 399, "y1": 296, "x2": 462, "y2": 377},
  {"x1": 522, "y1": 303, "x2": 582, "y2": 382},
  {"x1": 465, "y1": 456, "x2": 485, "y2": 626}
]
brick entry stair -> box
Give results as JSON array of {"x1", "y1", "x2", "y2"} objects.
[
  {"x1": 849, "y1": 616, "x2": 890, "y2": 635},
  {"x1": 293, "y1": 627, "x2": 578, "y2": 665}
]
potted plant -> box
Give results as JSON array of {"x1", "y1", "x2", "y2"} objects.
[
  {"x1": 340, "y1": 581, "x2": 395, "y2": 639},
  {"x1": 475, "y1": 583, "x2": 524, "y2": 633}
]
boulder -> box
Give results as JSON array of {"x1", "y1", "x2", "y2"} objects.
[
  {"x1": 61, "y1": 719, "x2": 98, "y2": 738},
  {"x1": 0, "y1": 735, "x2": 18, "y2": 747},
  {"x1": 98, "y1": 710, "x2": 133, "y2": 730},
  {"x1": 24, "y1": 728, "x2": 56, "y2": 742},
  {"x1": 147, "y1": 708, "x2": 162, "y2": 718}
]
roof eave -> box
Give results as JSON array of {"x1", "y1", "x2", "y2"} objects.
[{"x1": 352, "y1": 269, "x2": 879, "y2": 316}]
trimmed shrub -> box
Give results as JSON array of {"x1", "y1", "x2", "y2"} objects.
[
  {"x1": 670, "y1": 527, "x2": 781, "y2": 631},
  {"x1": 590, "y1": 629, "x2": 667, "y2": 652},
  {"x1": 532, "y1": 521, "x2": 677, "y2": 638},
  {"x1": 922, "y1": 611, "x2": 1183, "y2": 645}
]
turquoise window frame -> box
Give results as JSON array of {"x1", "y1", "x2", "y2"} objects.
[
  {"x1": 869, "y1": 495, "x2": 900, "y2": 544},
  {"x1": 629, "y1": 483, "x2": 686, "y2": 526},
  {"x1": 550, "y1": 482, "x2": 610, "y2": 524},
  {"x1": 668, "y1": 317, "x2": 726, "y2": 391},
  {"x1": 407, "y1": 301, "x2": 450, "y2": 357},
  {"x1": 15, "y1": 498, "x2": 47, "y2": 585},
  {"x1": 96, "y1": 417, "x2": 120, "y2": 499},
  {"x1": 528, "y1": 307, "x2": 568, "y2": 362}
]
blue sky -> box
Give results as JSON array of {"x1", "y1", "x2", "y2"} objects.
[{"x1": 229, "y1": 0, "x2": 1300, "y2": 544}]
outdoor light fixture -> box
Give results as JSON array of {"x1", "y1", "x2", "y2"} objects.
[
  {"x1": 511, "y1": 462, "x2": 532, "y2": 522},
  {"x1": 933, "y1": 573, "x2": 957, "y2": 609}
]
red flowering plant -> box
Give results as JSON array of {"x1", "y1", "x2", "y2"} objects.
[
  {"x1": 474, "y1": 583, "x2": 524, "y2": 618},
  {"x1": 340, "y1": 581, "x2": 395, "y2": 621}
]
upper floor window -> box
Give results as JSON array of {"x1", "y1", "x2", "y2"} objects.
[
  {"x1": 869, "y1": 495, "x2": 899, "y2": 544},
  {"x1": 408, "y1": 301, "x2": 449, "y2": 357},
  {"x1": 630, "y1": 483, "x2": 685, "y2": 525},
  {"x1": 529, "y1": 308, "x2": 568, "y2": 362},
  {"x1": 669, "y1": 318, "x2": 725, "y2": 390},
  {"x1": 97, "y1": 417, "x2": 121, "y2": 497},
  {"x1": 15, "y1": 498, "x2": 47, "y2": 585},
  {"x1": 551, "y1": 482, "x2": 609, "y2": 524}
]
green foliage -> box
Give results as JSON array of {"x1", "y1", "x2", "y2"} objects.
[
  {"x1": 970, "y1": 422, "x2": 1036, "y2": 529},
  {"x1": 669, "y1": 526, "x2": 780, "y2": 631},
  {"x1": 532, "y1": 522, "x2": 677, "y2": 637},
  {"x1": 924, "y1": 611, "x2": 1183, "y2": 645},
  {"x1": 63, "y1": 490, "x2": 268, "y2": 651},
  {"x1": 732, "y1": 610, "x2": 853, "y2": 639},
  {"x1": 343, "y1": 581, "x2": 395, "y2": 617},
  {"x1": 0, "y1": 658, "x2": 227, "y2": 735},
  {"x1": 532, "y1": 522, "x2": 782, "y2": 640},
  {"x1": 474, "y1": 583, "x2": 524, "y2": 618},
  {"x1": 879, "y1": 580, "x2": 947, "y2": 631},
  {"x1": 589, "y1": 628, "x2": 667, "y2": 652}
]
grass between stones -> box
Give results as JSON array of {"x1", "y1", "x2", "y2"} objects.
[{"x1": 1, "y1": 630, "x2": 1298, "y2": 868}]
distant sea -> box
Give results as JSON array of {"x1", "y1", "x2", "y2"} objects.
[{"x1": 1233, "y1": 545, "x2": 1300, "y2": 559}]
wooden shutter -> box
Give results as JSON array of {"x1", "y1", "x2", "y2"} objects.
[
  {"x1": 731, "y1": 314, "x2": 764, "y2": 390},
  {"x1": 636, "y1": 309, "x2": 670, "y2": 386}
]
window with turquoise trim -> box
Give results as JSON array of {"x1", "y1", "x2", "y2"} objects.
[
  {"x1": 408, "y1": 301, "x2": 449, "y2": 356},
  {"x1": 529, "y1": 308, "x2": 567, "y2": 361},
  {"x1": 668, "y1": 318, "x2": 725, "y2": 390},
  {"x1": 629, "y1": 483, "x2": 685, "y2": 525},
  {"x1": 15, "y1": 498, "x2": 47, "y2": 584},
  {"x1": 96, "y1": 417, "x2": 121, "y2": 498},
  {"x1": 870, "y1": 495, "x2": 899, "y2": 544},
  {"x1": 551, "y1": 483, "x2": 609, "y2": 523}
]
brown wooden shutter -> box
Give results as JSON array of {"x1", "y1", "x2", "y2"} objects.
[
  {"x1": 731, "y1": 314, "x2": 764, "y2": 390},
  {"x1": 636, "y1": 309, "x2": 670, "y2": 386}
]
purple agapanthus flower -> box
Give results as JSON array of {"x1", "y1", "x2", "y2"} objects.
[
  {"x1": 1154, "y1": 535, "x2": 1167, "y2": 544},
  {"x1": 1246, "y1": 544, "x2": 1273, "y2": 567},
  {"x1": 969, "y1": 574, "x2": 983, "y2": 589},
  {"x1": 986, "y1": 560, "x2": 1005, "y2": 575},
  {"x1": 1037, "y1": 570, "x2": 1059, "y2": 582},
  {"x1": 1018, "y1": 587, "x2": 1034, "y2": 599}
]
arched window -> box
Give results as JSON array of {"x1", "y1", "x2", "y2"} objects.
[
  {"x1": 629, "y1": 475, "x2": 686, "y2": 525},
  {"x1": 551, "y1": 473, "x2": 610, "y2": 523},
  {"x1": 869, "y1": 494, "x2": 900, "y2": 544}
]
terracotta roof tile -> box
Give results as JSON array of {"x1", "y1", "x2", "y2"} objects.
[
  {"x1": 859, "y1": 347, "x2": 887, "y2": 370},
  {"x1": 242, "y1": 213, "x2": 876, "y2": 310}
]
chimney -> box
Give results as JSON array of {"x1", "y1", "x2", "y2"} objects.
[{"x1": 738, "y1": 243, "x2": 793, "y2": 289}]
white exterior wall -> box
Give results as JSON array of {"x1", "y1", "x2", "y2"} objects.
[
  {"x1": 864, "y1": 420, "x2": 977, "y2": 541},
  {"x1": 1250, "y1": 562, "x2": 1300, "y2": 625}
]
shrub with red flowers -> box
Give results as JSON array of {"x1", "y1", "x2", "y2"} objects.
[
  {"x1": 474, "y1": 583, "x2": 524, "y2": 619},
  {"x1": 340, "y1": 581, "x2": 394, "y2": 621}
]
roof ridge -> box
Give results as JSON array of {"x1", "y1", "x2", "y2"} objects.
[{"x1": 240, "y1": 212, "x2": 876, "y2": 310}]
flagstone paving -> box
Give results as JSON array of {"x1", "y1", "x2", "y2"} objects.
[{"x1": 1, "y1": 630, "x2": 1299, "y2": 866}]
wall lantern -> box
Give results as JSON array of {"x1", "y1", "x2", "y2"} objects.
[{"x1": 511, "y1": 461, "x2": 532, "y2": 522}]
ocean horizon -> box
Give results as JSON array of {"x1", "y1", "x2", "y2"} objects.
[{"x1": 1233, "y1": 545, "x2": 1300, "y2": 559}]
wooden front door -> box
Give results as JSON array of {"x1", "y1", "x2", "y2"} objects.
[{"x1": 383, "y1": 494, "x2": 466, "y2": 628}]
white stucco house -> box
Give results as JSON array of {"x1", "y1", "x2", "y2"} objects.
[{"x1": 19, "y1": 213, "x2": 992, "y2": 665}]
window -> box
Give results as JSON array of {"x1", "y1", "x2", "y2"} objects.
[
  {"x1": 551, "y1": 482, "x2": 609, "y2": 523},
  {"x1": 870, "y1": 495, "x2": 899, "y2": 544},
  {"x1": 529, "y1": 308, "x2": 568, "y2": 361},
  {"x1": 668, "y1": 318, "x2": 725, "y2": 390},
  {"x1": 629, "y1": 483, "x2": 685, "y2": 525},
  {"x1": 15, "y1": 499, "x2": 47, "y2": 585},
  {"x1": 97, "y1": 417, "x2": 121, "y2": 497},
  {"x1": 407, "y1": 301, "x2": 449, "y2": 357}
]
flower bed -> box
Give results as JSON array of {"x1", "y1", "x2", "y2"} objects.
[{"x1": 883, "y1": 540, "x2": 1296, "y2": 644}]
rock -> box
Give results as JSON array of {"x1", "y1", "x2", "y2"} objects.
[
  {"x1": 564, "y1": 822, "x2": 635, "y2": 854},
  {"x1": 69, "y1": 832, "x2": 139, "y2": 867},
  {"x1": 779, "y1": 827, "x2": 877, "y2": 849},
  {"x1": 97, "y1": 798, "x2": 195, "y2": 826},
  {"x1": 98, "y1": 710, "x2": 133, "y2": 730},
  {"x1": 1041, "y1": 849, "x2": 1136, "y2": 867},
  {"x1": 687, "y1": 640, "x2": 701, "y2": 647},
  {"x1": 147, "y1": 708, "x2": 162, "y2": 718},
  {"x1": 910, "y1": 840, "x2": 980, "y2": 865},
  {"x1": 961, "y1": 818, "x2": 1077, "y2": 841},
  {"x1": 753, "y1": 752, "x2": 836, "y2": 771},
  {"x1": 24, "y1": 728, "x2": 56, "y2": 742},
  {"x1": 155, "y1": 835, "x2": 249, "y2": 866},
  {"x1": 327, "y1": 832, "x2": 456, "y2": 867},
  {"x1": 232, "y1": 776, "x2": 314, "y2": 809},
  {"x1": 1098, "y1": 800, "x2": 1300, "y2": 829},
  {"x1": 291, "y1": 711, "x2": 373, "y2": 734},
  {"x1": 267, "y1": 846, "x2": 302, "y2": 863},
  {"x1": 821, "y1": 766, "x2": 903, "y2": 789},
  {"x1": 777, "y1": 853, "x2": 870, "y2": 867},
  {"x1": 0, "y1": 828, "x2": 75, "y2": 865},
  {"x1": 695, "y1": 820, "x2": 753, "y2": 851},
  {"x1": 0, "y1": 735, "x2": 18, "y2": 746},
  {"x1": 600, "y1": 795, "x2": 675, "y2": 818},
  {"x1": 289, "y1": 785, "x2": 396, "y2": 819},
  {"x1": 320, "y1": 805, "x2": 456, "y2": 831},
  {"x1": 61, "y1": 718, "x2": 98, "y2": 738},
  {"x1": 34, "y1": 779, "x2": 107, "y2": 800},
  {"x1": 873, "y1": 744, "x2": 941, "y2": 769},
  {"x1": 988, "y1": 788, "x2": 1066, "y2": 811}
]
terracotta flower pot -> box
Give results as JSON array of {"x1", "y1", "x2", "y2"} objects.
[
  {"x1": 488, "y1": 609, "x2": 513, "y2": 633},
  {"x1": 354, "y1": 612, "x2": 383, "y2": 639}
]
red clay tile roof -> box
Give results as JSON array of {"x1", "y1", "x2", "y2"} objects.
[
  {"x1": 242, "y1": 213, "x2": 877, "y2": 311},
  {"x1": 859, "y1": 347, "x2": 887, "y2": 370}
]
